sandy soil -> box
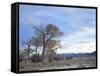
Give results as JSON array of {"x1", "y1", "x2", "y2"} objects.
[{"x1": 19, "y1": 56, "x2": 96, "y2": 71}]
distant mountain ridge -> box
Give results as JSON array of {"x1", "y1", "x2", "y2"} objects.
[{"x1": 56, "y1": 51, "x2": 96, "y2": 59}]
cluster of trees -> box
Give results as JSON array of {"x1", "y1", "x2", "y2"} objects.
[{"x1": 19, "y1": 24, "x2": 64, "y2": 63}]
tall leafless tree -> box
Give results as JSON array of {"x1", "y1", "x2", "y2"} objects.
[
  {"x1": 22, "y1": 39, "x2": 33, "y2": 60},
  {"x1": 32, "y1": 24, "x2": 64, "y2": 63}
]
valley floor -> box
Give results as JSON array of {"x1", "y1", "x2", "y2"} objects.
[{"x1": 19, "y1": 56, "x2": 96, "y2": 71}]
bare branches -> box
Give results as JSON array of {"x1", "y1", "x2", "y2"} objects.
[
  {"x1": 32, "y1": 25, "x2": 46, "y2": 37},
  {"x1": 22, "y1": 23, "x2": 64, "y2": 63},
  {"x1": 32, "y1": 24, "x2": 64, "y2": 63}
]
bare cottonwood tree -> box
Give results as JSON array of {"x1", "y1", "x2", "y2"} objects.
[
  {"x1": 22, "y1": 39, "x2": 33, "y2": 60},
  {"x1": 32, "y1": 24, "x2": 64, "y2": 63}
]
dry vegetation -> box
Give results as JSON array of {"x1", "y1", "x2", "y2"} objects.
[{"x1": 19, "y1": 56, "x2": 96, "y2": 71}]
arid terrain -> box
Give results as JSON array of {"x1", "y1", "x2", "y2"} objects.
[{"x1": 19, "y1": 56, "x2": 96, "y2": 71}]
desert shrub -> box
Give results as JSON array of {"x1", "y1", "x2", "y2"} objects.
[
  {"x1": 53, "y1": 56, "x2": 62, "y2": 61},
  {"x1": 31, "y1": 54, "x2": 42, "y2": 63},
  {"x1": 19, "y1": 52, "x2": 26, "y2": 62},
  {"x1": 66, "y1": 56, "x2": 72, "y2": 60}
]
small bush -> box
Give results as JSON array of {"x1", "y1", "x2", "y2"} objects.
[{"x1": 31, "y1": 54, "x2": 42, "y2": 63}]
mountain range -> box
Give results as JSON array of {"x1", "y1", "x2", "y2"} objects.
[{"x1": 56, "y1": 51, "x2": 96, "y2": 59}]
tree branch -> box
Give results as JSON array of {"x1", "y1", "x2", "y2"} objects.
[
  {"x1": 45, "y1": 35, "x2": 53, "y2": 45},
  {"x1": 32, "y1": 26, "x2": 45, "y2": 36}
]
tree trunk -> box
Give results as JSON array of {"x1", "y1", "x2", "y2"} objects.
[
  {"x1": 42, "y1": 41, "x2": 45, "y2": 63},
  {"x1": 35, "y1": 46, "x2": 38, "y2": 54},
  {"x1": 27, "y1": 45, "x2": 30, "y2": 61},
  {"x1": 42, "y1": 36, "x2": 47, "y2": 63}
]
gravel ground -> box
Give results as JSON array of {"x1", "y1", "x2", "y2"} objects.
[{"x1": 19, "y1": 56, "x2": 96, "y2": 71}]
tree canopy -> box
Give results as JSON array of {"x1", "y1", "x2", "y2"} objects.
[{"x1": 21, "y1": 24, "x2": 64, "y2": 63}]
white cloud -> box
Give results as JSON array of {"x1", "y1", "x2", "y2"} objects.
[
  {"x1": 56, "y1": 26, "x2": 96, "y2": 53},
  {"x1": 67, "y1": 27, "x2": 96, "y2": 41},
  {"x1": 56, "y1": 41, "x2": 96, "y2": 53}
]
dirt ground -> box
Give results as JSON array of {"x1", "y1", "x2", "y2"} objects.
[{"x1": 19, "y1": 56, "x2": 96, "y2": 71}]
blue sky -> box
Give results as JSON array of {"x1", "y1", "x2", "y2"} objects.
[{"x1": 19, "y1": 5, "x2": 96, "y2": 53}]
